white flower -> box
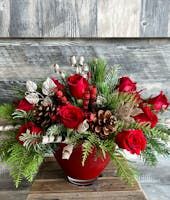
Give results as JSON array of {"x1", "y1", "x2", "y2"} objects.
[{"x1": 26, "y1": 80, "x2": 37, "y2": 92}]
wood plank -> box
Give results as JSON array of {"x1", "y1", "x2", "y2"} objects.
[
  {"x1": 27, "y1": 191, "x2": 147, "y2": 200},
  {"x1": 97, "y1": 0, "x2": 140, "y2": 37},
  {"x1": 140, "y1": 0, "x2": 169, "y2": 37},
  {"x1": 0, "y1": 0, "x2": 169, "y2": 37},
  {"x1": 0, "y1": 0, "x2": 10, "y2": 37}
]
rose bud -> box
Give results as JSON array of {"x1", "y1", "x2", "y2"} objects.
[
  {"x1": 148, "y1": 91, "x2": 169, "y2": 112},
  {"x1": 115, "y1": 129, "x2": 147, "y2": 155},
  {"x1": 117, "y1": 76, "x2": 136, "y2": 92}
]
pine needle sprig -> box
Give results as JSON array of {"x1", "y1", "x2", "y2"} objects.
[
  {"x1": 19, "y1": 130, "x2": 43, "y2": 153},
  {"x1": 0, "y1": 103, "x2": 15, "y2": 120},
  {"x1": 6, "y1": 143, "x2": 44, "y2": 187},
  {"x1": 89, "y1": 59, "x2": 107, "y2": 85},
  {"x1": 110, "y1": 151, "x2": 138, "y2": 185},
  {"x1": 105, "y1": 92, "x2": 136, "y2": 111},
  {"x1": 82, "y1": 141, "x2": 93, "y2": 166}
]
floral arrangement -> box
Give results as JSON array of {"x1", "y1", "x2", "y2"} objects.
[{"x1": 0, "y1": 57, "x2": 170, "y2": 187}]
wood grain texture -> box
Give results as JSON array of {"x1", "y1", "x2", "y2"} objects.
[
  {"x1": 97, "y1": 0, "x2": 140, "y2": 37},
  {"x1": 140, "y1": 0, "x2": 169, "y2": 37},
  {"x1": 26, "y1": 158, "x2": 147, "y2": 200},
  {"x1": 0, "y1": 0, "x2": 170, "y2": 37}
]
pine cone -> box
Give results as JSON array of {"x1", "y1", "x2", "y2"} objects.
[
  {"x1": 90, "y1": 110, "x2": 116, "y2": 139},
  {"x1": 33, "y1": 102, "x2": 56, "y2": 129}
]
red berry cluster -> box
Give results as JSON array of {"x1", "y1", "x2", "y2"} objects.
[
  {"x1": 55, "y1": 89, "x2": 69, "y2": 105},
  {"x1": 83, "y1": 85, "x2": 97, "y2": 110}
]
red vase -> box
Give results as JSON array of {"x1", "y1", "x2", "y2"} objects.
[{"x1": 54, "y1": 143, "x2": 110, "y2": 185}]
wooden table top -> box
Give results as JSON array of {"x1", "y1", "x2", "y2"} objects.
[{"x1": 27, "y1": 157, "x2": 147, "y2": 200}]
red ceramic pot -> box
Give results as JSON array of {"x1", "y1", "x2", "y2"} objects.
[{"x1": 54, "y1": 143, "x2": 110, "y2": 185}]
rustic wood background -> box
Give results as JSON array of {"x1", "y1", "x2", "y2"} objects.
[{"x1": 0, "y1": 0, "x2": 170, "y2": 37}]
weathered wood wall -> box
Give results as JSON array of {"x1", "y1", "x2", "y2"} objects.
[
  {"x1": 0, "y1": 38, "x2": 170, "y2": 122},
  {"x1": 0, "y1": 0, "x2": 170, "y2": 37}
]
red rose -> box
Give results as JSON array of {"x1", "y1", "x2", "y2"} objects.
[
  {"x1": 17, "y1": 98, "x2": 34, "y2": 112},
  {"x1": 16, "y1": 122, "x2": 42, "y2": 144},
  {"x1": 148, "y1": 91, "x2": 169, "y2": 112},
  {"x1": 134, "y1": 106, "x2": 158, "y2": 128},
  {"x1": 115, "y1": 129, "x2": 147, "y2": 155},
  {"x1": 51, "y1": 77, "x2": 64, "y2": 91},
  {"x1": 58, "y1": 104, "x2": 84, "y2": 129},
  {"x1": 67, "y1": 74, "x2": 89, "y2": 99},
  {"x1": 117, "y1": 77, "x2": 136, "y2": 92}
]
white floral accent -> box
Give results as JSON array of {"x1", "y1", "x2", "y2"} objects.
[
  {"x1": 42, "y1": 78, "x2": 56, "y2": 96},
  {"x1": 25, "y1": 92, "x2": 40, "y2": 104},
  {"x1": 26, "y1": 80, "x2": 37, "y2": 92}
]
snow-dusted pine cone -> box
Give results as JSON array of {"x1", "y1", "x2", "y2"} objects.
[
  {"x1": 90, "y1": 110, "x2": 116, "y2": 139},
  {"x1": 33, "y1": 103, "x2": 56, "y2": 129}
]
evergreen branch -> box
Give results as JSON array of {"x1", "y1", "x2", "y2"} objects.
[
  {"x1": 105, "y1": 92, "x2": 136, "y2": 111},
  {"x1": 12, "y1": 109, "x2": 33, "y2": 120},
  {"x1": 0, "y1": 104, "x2": 15, "y2": 120},
  {"x1": 110, "y1": 151, "x2": 137, "y2": 185},
  {"x1": 46, "y1": 125, "x2": 65, "y2": 136},
  {"x1": 6, "y1": 143, "x2": 44, "y2": 187},
  {"x1": 82, "y1": 141, "x2": 93, "y2": 166},
  {"x1": 19, "y1": 130, "x2": 43, "y2": 153},
  {"x1": 89, "y1": 59, "x2": 106, "y2": 85}
]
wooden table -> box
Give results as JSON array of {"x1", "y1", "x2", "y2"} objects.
[{"x1": 27, "y1": 157, "x2": 147, "y2": 200}]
